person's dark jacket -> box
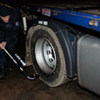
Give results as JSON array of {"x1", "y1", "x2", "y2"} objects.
[{"x1": 0, "y1": 10, "x2": 20, "y2": 45}]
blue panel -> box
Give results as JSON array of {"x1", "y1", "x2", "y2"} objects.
[
  {"x1": 51, "y1": 9, "x2": 100, "y2": 32},
  {"x1": 33, "y1": 7, "x2": 100, "y2": 32}
]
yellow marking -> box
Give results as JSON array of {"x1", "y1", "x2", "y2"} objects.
[
  {"x1": 89, "y1": 20, "x2": 98, "y2": 26},
  {"x1": 72, "y1": 42, "x2": 74, "y2": 46}
]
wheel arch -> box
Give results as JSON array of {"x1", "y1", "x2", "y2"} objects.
[
  {"x1": 35, "y1": 18, "x2": 77, "y2": 78},
  {"x1": 26, "y1": 18, "x2": 77, "y2": 77},
  {"x1": 25, "y1": 18, "x2": 77, "y2": 87}
]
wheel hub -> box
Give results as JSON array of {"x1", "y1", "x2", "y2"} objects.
[{"x1": 35, "y1": 38, "x2": 57, "y2": 74}]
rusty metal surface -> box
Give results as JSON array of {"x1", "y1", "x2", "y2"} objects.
[{"x1": 80, "y1": 9, "x2": 100, "y2": 15}]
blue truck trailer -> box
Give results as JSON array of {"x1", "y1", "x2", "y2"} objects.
[{"x1": 22, "y1": 3, "x2": 100, "y2": 95}]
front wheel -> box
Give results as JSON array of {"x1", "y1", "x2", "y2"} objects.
[{"x1": 29, "y1": 25, "x2": 68, "y2": 87}]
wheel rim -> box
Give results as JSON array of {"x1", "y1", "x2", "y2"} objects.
[{"x1": 35, "y1": 38, "x2": 57, "y2": 74}]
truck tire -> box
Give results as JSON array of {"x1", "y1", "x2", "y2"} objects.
[{"x1": 28, "y1": 20, "x2": 75, "y2": 87}]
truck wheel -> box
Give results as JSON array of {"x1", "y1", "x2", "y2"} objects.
[{"x1": 29, "y1": 22, "x2": 73, "y2": 87}]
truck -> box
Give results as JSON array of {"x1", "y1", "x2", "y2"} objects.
[
  {"x1": 21, "y1": 2, "x2": 100, "y2": 95},
  {"x1": 2, "y1": 1, "x2": 100, "y2": 95}
]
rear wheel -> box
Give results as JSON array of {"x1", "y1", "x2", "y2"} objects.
[{"x1": 30, "y1": 25, "x2": 67, "y2": 87}]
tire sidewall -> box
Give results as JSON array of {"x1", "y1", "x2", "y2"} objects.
[{"x1": 29, "y1": 25, "x2": 67, "y2": 87}]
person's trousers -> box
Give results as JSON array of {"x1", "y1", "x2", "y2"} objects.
[{"x1": 0, "y1": 43, "x2": 15, "y2": 70}]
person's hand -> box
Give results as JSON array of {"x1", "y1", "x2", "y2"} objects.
[{"x1": 0, "y1": 42, "x2": 7, "y2": 49}]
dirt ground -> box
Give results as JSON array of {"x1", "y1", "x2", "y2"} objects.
[{"x1": 0, "y1": 67, "x2": 100, "y2": 100}]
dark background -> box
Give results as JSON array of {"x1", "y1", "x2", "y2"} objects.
[{"x1": 1, "y1": 0, "x2": 100, "y2": 7}]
